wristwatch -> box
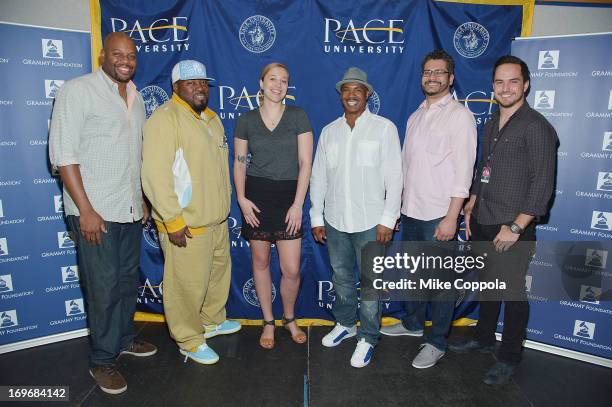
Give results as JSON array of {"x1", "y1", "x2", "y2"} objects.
[{"x1": 509, "y1": 222, "x2": 524, "y2": 234}]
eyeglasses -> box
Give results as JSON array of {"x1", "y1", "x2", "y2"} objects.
[{"x1": 422, "y1": 70, "x2": 449, "y2": 77}]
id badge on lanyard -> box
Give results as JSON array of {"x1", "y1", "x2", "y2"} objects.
[{"x1": 480, "y1": 166, "x2": 491, "y2": 183}]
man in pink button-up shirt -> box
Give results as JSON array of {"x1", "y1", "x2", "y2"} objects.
[{"x1": 380, "y1": 50, "x2": 477, "y2": 369}]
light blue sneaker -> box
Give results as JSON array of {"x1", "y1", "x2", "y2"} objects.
[
  {"x1": 204, "y1": 320, "x2": 242, "y2": 339},
  {"x1": 179, "y1": 343, "x2": 219, "y2": 365}
]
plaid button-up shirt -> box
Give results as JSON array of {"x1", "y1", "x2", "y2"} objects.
[
  {"x1": 471, "y1": 102, "x2": 558, "y2": 225},
  {"x1": 49, "y1": 69, "x2": 146, "y2": 223}
]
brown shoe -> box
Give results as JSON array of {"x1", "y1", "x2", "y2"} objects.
[
  {"x1": 120, "y1": 339, "x2": 157, "y2": 357},
  {"x1": 89, "y1": 365, "x2": 127, "y2": 394}
]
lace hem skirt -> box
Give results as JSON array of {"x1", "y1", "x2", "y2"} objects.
[{"x1": 242, "y1": 175, "x2": 302, "y2": 242}]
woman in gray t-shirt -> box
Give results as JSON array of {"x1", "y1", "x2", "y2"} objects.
[{"x1": 233, "y1": 62, "x2": 313, "y2": 350}]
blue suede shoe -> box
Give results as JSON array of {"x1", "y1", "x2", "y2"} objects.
[
  {"x1": 204, "y1": 320, "x2": 242, "y2": 339},
  {"x1": 179, "y1": 344, "x2": 219, "y2": 365}
]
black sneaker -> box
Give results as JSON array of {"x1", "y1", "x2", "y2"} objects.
[
  {"x1": 483, "y1": 362, "x2": 516, "y2": 385},
  {"x1": 448, "y1": 339, "x2": 495, "y2": 354}
]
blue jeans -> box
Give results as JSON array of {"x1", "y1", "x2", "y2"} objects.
[
  {"x1": 400, "y1": 215, "x2": 455, "y2": 351},
  {"x1": 67, "y1": 216, "x2": 141, "y2": 367},
  {"x1": 326, "y1": 222, "x2": 382, "y2": 346}
]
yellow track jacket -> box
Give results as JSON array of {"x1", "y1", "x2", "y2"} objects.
[{"x1": 142, "y1": 94, "x2": 231, "y2": 235}]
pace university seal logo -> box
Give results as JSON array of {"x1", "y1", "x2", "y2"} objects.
[
  {"x1": 140, "y1": 85, "x2": 169, "y2": 118},
  {"x1": 243, "y1": 277, "x2": 276, "y2": 307},
  {"x1": 367, "y1": 90, "x2": 381, "y2": 115},
  {"x1": 143, "y1": 218, "x2": 160, "y2": 249},
  {"x1": 239, "y1": 15, "x2": 276, "y2": 53},
  {"x1": 454, "y1": 22, "x2": 489, "y2": 59}
]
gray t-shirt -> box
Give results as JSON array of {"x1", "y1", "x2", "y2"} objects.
[{"x1": 234, "y1": 105, "x2": 312, "y2": 180}]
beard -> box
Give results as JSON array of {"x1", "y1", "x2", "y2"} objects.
[{"x1": 422, "y1": 81, "x2": 448, "y2": 97}]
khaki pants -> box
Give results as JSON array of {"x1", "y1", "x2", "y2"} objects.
[{"x1": 160, "y1": 222, "x2": 231, "y2": 350}]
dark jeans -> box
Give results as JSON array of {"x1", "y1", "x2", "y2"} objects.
[
  {"x1": 400, "y1": 215, "x2": 455, "y2": 351},
  {"x1": 470, "y1": 216, "x2": 535, "y2": 365},
  {"x1": 67, "y1": 215, "x2": 141, "y2": 367}
]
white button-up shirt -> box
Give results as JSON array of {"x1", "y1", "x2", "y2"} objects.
[
  {"x1": 401, "y1": 93, "x2": 477, "y2": 221},
  {"x1": 310, "y1": 108, "x2": 402, "y2": 233},
  {"x1": 49, "y1": 69, "x2": 145, "y2": 223}
]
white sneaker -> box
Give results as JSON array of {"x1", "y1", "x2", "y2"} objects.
[
  {"x1": 321, "y1": 323, "x2": 357, "y2": 347},
  {"x1": 350, "y1": 338, "x2": 374, "y2": 368}
]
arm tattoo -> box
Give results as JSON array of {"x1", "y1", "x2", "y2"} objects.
[{"x1": 237, "y1": 155, "x2": 248, "y2": 163}]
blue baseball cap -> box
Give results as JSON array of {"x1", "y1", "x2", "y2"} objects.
[{"x1": 171, "y1": 60, "x2": 215, "y2": 84}]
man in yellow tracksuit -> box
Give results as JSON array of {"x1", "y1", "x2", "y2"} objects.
[{"x1": 142, "y1": 60, "x2": 240, "y2": 364}]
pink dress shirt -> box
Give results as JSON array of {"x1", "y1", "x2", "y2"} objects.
[{"x1": 401, "y1": 93, "x2": 477, "y2": 221}]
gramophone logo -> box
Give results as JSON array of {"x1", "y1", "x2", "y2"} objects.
[
  {"x1": 42, "y1": 39, "x2": 63, "y2": 59},
  {"x1": 45, "y1": 80, "x2": 64, "y2": 99},
  {"x1": 579, "y1": 285, "x2": 601, "y2": 304},
  {"x1": 0, "y1": 238, "x2": 8, "y2": 256},
  {"x1": 54, "y1": 195, "x2": 64, "y2": 213},
  {"x1": 572, "y1": 320, "x2": 595, "y2": 340},
  {"x1": 64, "y1": 298, "x2": 85, "y2": 316},
  {"x1": 603, "y1": 132, "x2": 612, "y2": 152},
  {"x1": 0, "y1": 310, "x2": 18, "y2": 328},
  {"x1": 61, "y1": 266, "x2": 79, "y2": 283},
  {"x1": 585, "y1": 249, "x2": 607, "y2": 269},
  {"x1": 57, "y1": 231, "x2": 75, "y2": 248},
  {"x1": 596, "y1": 172, "x2": 612, "y2": 191},
  {"x1": 590, "y1": 211, "x2": 612, "y2": 231},
  {"x1": 537, "y1": 50, "x2": 559, "y2": 70},
  {"x1": 0, "y1": 274, "x2": 13, "y2": 293},
  {"x1": 534, "y1": 90, "x2": 555, "y2": 110}
]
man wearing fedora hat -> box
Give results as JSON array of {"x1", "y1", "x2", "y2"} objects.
[
  {"x1": 142, "y1": 60, "x2": 240, "y2": 365},
  {"x1": 310, "y1": 67, "x2": 402, "y2": 368}
]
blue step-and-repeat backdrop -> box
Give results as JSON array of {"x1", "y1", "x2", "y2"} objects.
[
  {"x1": 512, "y1": 33, "x2": 612, "y2": 362},
  {"x1": 91, "y1": 0, "x2": 527, "y2": 325},
  {"x1": 0, "y1": 22, "x2": 91, "y2": 348},
  {"x1": 1, "y1": 1, "x2": 610, "y2": 365}
]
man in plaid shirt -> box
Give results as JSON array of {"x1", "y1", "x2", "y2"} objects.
[{"x1": 449, "y1": 55, "x2": 557, "y2": 385}]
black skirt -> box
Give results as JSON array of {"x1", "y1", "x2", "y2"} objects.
[{"x1": 242, "y1": 175, "x2": 303, "y2": 241}]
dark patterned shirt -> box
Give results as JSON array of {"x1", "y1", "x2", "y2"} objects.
[{"x1": 471, "y1": 102, "x2": 558, "y2": 225}]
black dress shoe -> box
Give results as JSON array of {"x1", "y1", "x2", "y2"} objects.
[
  {"x1": 448, "y1": 339, "x2": 495, "y2": 354},
  {"x1": 483, "y1": 362, "x2": 516, "y2": 385}
]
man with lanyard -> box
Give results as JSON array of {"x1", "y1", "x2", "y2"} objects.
[
  {"x1": 49, "y1": 32, "x2": 157, "y2": 395},
  {"x1": 310, "y1": 67, "x2": 402, "y2": 368},
  {"x1": 142, "y1": 60, "x2": 240, "y2": 366},
  {"x1": 381, "y1": 49, "x2": 476, "y2": 369},
  {"x1": 449, "y1": 55, "x2": 557, "y2": 385}
]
